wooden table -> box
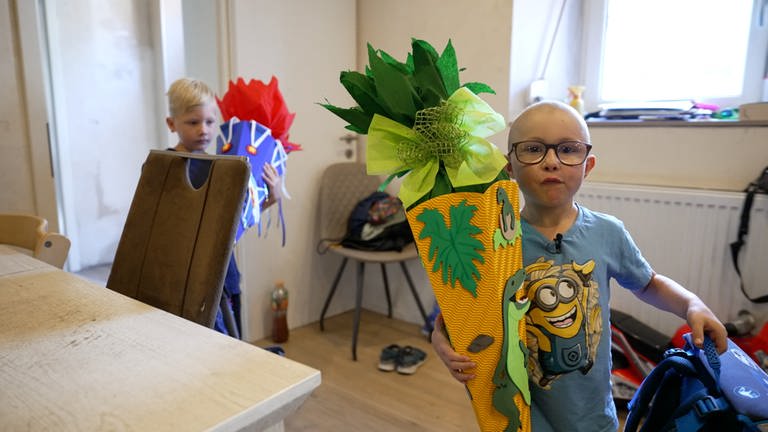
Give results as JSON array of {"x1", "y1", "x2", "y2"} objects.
[{"x1": 0, "y1": 245, "x2": 320, "y2": 431}]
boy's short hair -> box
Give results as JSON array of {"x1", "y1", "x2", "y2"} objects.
[{"x1": 167, "y1": 78, "x2": 216, "y2": 118}]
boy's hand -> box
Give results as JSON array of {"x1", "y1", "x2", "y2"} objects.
[
  {"x1": 261, "y1": 163, "x2": 282, "y2": 202},
  {"x1": 686, "y1": 303, "x2": 728, "y2": 354},
  {"x1": 431, "y1": 313, "x2": 477, "y2": 383}
]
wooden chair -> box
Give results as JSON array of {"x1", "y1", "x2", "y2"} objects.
[
  {"x1": 317, "y1": 162, "x2": 429, "y2": 360},
  {"x1": 0, "y1": 213, "x2": 70, "y2": 268},
  {"x1": 107, "y1": 150, "x2": 249, "y2": 329}
]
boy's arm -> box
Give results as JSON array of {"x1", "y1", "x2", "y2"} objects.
[
  {"x1": 260, "y1": 163, "x2": 282, "y2": 211},
  {"x1": 633, "y1": 273, "x2": 728, "y2": 353},
  {"x1": 431, "y1": 313, "x2": 477, "y2": 383}
]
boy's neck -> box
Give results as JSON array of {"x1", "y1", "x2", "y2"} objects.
[{"x1": 521, "y1": 203, "x2": 578, "y2": 239}]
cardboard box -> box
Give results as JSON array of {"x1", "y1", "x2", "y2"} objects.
[{"x1": 739, "y1": 102, "x2": 768, "y2": 121}]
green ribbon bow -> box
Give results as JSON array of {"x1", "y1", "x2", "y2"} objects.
[{"x1": 367, "y1": 87, "x2": 507, "y2": 209}]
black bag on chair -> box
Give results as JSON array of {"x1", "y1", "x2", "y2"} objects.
[{"x1": 340, "y1": 191, "x2": 413, "y2": 252}]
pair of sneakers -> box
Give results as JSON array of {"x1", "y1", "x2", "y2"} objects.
[{"x1": 377, "y1": 344, "x2": 427, "y2": 375}]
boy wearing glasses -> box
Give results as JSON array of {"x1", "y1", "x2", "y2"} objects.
[{"x1": 431, "y1": 101, "x2": 727, "y2": 431}]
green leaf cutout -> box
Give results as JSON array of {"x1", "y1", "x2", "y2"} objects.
[
  {"x1": 463, "y1": 82, "x2": 496, "y2": 95},
  {"x1": 436, "y1": 40, "x2": 460, "y2": 95},
  {"x1": 339, "y1": 71, "x2": 388, "y2": 119},
  {"x1": 417, "y1": 200, "x2": 484, "y2": 297},
  {"x1": 318, "y1": 104, "x2": 369, "y2": 134}
]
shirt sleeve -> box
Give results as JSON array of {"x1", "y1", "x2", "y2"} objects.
[{"x1": 611, "y1": 220, "x2": 653, "y2": 291}]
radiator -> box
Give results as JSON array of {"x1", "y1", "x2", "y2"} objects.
[{"x1": 576, "y1": 182, "x2": 768, "y2": 337}]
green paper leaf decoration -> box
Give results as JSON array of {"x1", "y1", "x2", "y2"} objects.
[
  {"x1": 368, "y1": 46, "x2": 418, "y2": 126},
  {"x1": 323, "y1": 38, "x2": 497, "y2": 134},
  {"x1": 379, "y1": 49, "x2": 414, "y2": 75},
  {"x1": 318, "y1": 104, "x2": 369, "y2": 134},
  {"x1": 436, "y1": 40, "x2": 460, "y2": 95},
  {"x1": 409, "y1": 166, "x2": 452, "y2": 210},
  {"x1": 339, "y1": 71, "x2": 388, "y2": 120},
  {"x1": 412, "y1": 38, "x2": 440, "y2": 59},
  {"x1": 463, "y1": 82, "x2": 496, "y2": 95},
  {"x1": 412, "y1": 40, "x2": 449, "y2": 108},
  {"x1": 417, "y1": 201, "x2": 484, "y2": 297}
]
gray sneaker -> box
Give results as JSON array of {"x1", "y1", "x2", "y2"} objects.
[{"x1": 396, "y1": 346, "x2": 427, "y2": 375}]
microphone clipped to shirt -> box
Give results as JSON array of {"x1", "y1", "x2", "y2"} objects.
[{"x1": 553, "y1": 233, "x2": 563, "y2": 254}]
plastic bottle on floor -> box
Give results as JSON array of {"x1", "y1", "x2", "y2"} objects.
[{"x1": 271, "y1": 280, "x2": 289, "y2": 343}]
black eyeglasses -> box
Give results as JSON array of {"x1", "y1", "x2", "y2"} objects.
[{"x1": 509, "y1": 140, "x2": 593, "y2": 166}]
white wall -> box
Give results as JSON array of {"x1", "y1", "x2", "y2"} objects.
[
  {"x1": 509, "y1": 0, "x2": 581, "y2": 116},
  {"x1": 588, "y1": 125, "x2": 768, "y2": 191},
  {"x1": 226, "y1": 0, "x2": 358, "y2": 341}
]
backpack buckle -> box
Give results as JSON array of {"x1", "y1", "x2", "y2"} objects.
[{"x1": 693, "y1": 395, "x2": 725, "y2": 418}]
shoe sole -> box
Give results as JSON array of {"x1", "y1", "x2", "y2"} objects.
[
  {"x1": 396, "y1": 361, "x2": 424, "y2": 375},
  {"x1": 378, "y1": 362, "x2": 396, "y2": 372}
]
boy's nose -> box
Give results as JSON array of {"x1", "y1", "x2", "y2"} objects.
[{"x1": 541, "y1": 148, "x2": 560, "y2": 167}]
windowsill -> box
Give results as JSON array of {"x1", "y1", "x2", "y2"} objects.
[{"x1": 587, "y1": 119, "x2": 768, "y2": 127}]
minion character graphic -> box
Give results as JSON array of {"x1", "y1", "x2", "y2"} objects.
[{"x1": 524, "y1": 258, "x2": 601, "y2": 387}]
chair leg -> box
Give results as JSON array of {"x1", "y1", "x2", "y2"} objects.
[
  {"x1": 219, "y1": 295, "x2": 240, "y2": 340},
  {"x1": 320, "y1": 257, "x2": 348, "y2": 331},
  {"x1": 351, "y1": 261, "x2": 365, "y2": 361},
  {"x1": 380, "y1": 263, "x2": 393, "y2": 318},
  {"x1": 400, "y1": 261, "x2": 429, "y2": 327}
]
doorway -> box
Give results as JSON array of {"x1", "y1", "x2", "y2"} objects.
[{"x1": 21, "y1": 0, "x2": 187, "y2": 273}]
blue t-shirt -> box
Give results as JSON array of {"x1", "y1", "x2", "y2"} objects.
[{"x1": 523, "y1": 205, "x2": 653, "y2": 432}]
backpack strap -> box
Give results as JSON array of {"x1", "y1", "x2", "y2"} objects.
[
  {"x1": 730, "y1": 169, "x2": 768, "y2": 303},
  {"x1": 672, "y1": 337, "x2": 730, "y2": 431},
  {"x1": 625, "y1": 355, "x2": 697, "y2": 431},
  {"x1": 625, "y1": 338, "x2": 728, "y2": 432}
]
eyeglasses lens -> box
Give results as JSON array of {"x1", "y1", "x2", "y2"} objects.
[{"x1": 515, "y1": 141, "x2": 589, "y2": 166}]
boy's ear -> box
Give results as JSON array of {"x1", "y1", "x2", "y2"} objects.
[
  {"x1": 165, "y1": 117, "x2": 176, "y2": 132},
  {"x1": 505, "y1": 161, "x2": 515, "y2": 178},
  {"x1": 584, "y1": 154, "x2": 596, "y2": 177}
]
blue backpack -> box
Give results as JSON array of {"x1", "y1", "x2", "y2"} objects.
[{"x1": 624, "y1": 333, "x2": 768, "y2": 431}]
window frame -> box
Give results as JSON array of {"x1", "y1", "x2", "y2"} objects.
[{"x1": 581, "y1": 0, "x2": 768, "y2": 113}]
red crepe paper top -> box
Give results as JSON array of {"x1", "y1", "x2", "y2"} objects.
[{"x1": 217, "y1": 76, "x2": 301, "y2": 153}]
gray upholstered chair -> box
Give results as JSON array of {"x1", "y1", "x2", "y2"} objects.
[
  {"x1": 107, "y1": 150, "x2": 249, "y2": 329},
  {"x1": 0, "y1": 213, "x2": 70, "y2": 268},
  {"x1": 317, "y1": 162, "x2": 428, "y2": 360}
]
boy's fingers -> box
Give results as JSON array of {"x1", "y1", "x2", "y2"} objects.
[
  {"x1": 691, "y1": 320, "x2": 729, "y2": 354},
  {"x1": 452, "y1": 370, "x2": 475, "y2": 383}
]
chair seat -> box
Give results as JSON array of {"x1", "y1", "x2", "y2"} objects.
[{"x1": 327, "y1": 242, "x2": 418, "y2": 263}]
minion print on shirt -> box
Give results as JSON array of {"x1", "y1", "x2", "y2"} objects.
[{"x1": 524, "y1": 257, "x2": 602, "y2": 388}]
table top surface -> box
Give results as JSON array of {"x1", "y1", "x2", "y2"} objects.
[{"x1": 0, "y1": 245, "x2": 320, "y2": 431}]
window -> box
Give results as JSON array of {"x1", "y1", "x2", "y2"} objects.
[{"x1": 582, "y1": 0, "x2": 768, "y2": 108}]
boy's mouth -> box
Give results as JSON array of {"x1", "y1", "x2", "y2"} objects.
[{"x1": 542, "y1": 177, "x2": 563, "y2": 184}]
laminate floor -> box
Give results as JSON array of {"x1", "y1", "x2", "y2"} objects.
[{"x1": 254, "y1": 309, "x2": 628, "y2": 431}]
